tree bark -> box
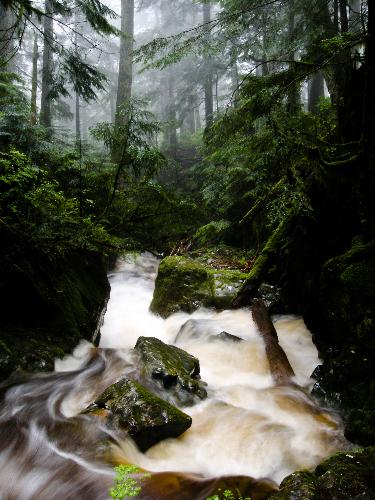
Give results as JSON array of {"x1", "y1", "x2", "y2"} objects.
[
  {"x1": 74, "y1": 5, "x2": 81, "y2": 145},
  {"x1": 167, "y1": 66, "x2": 178, "y2": 155},
  {"x1": 40, "y1": 0, "x2": 54, "y2": 129},
  {"x1": 111, "y1": 0, "x2": 134, "y2": 163},
  {"x1": 203, "y1": 2, "x2": 214, "y2": 129},
  {"x1": 30, "y1": 32, "x2": 38, "y2": 126},
  {"x1": 0, "y1": 4, "x2": 16, "y2": 70},
  {"x1": 308, "y1": 71, "x2": 325, "y2": 113},
  {"x1": 339, "y1": 0, "x2": 348, "y2": 33},
  {"x1": 287, "y1": 0, "x2": 300, "y2": 113},
  {"x1": 252, "y1": 299, "x2": 295, "y2": 385}
]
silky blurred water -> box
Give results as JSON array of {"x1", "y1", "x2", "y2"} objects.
[{"x1": 0, "y1": 253, "x2": 349, "y2": 498}]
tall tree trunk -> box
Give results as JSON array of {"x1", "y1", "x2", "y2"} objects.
[
  {"x1": 287, "y1": 0, "x2": 300, "y2": 113},
  {"x1": 308, "y1": 71, "x2": 325, "y2": 113},
  {"x1": 111, "y1": 0, "x2": 134, "y2": 163},
  {"x1": 187, "y1": 95, "x2": 196, "y2": 134},
  {"x1": 0, "y1": 4, "x2": 16, "y2": 70},
  {"x1": 30, "y1": 32, "x2": 39, "y2": 126},
  {"x1": 349, "y1": 0, "x2": 361, "y2": 32},
  {"x1": 167, "y1": 66, "x2": 178, "y2": 155},
  {"x1": 203, "y1": 2, "x2": 214, "y2": 128},
  {"x1": 74, "y1": 6, "x2": 81, "y2": 145},
  {"x1": 195, "y1": 106, "x2": 201, "y2": 130},
  {"x1": 40, "y1": 0, "x2": 54, "y2": 129},
  {"x1": 339, "y1": 0, "x2": 348, "y2": 32},
  {"x1": 333, "y1": 0, "x2": 339, "y2": 31}
]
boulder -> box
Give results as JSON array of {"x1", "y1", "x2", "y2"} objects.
[
  {"x1": 270, "y1": 447, "x2": 375, "y2": 499},
  {"x1": 175, "y1": 319, "x2": 242, "y2": 345},
  {"x1": 85, "y1": 378, "x2": 192, "y2": 452},
  {"x1": 134, "y1": 336, "x2": 207, "y2": 406},
  {"x1": 150, "y1": 256, "x2": 247, "y2": 318}
]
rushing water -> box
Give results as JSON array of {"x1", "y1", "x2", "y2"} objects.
[{"x1": 0, "y1": 253, "x2": 349, "y2": 499}]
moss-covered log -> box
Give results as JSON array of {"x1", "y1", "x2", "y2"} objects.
[
  {"x1": 233, "y1": 211, "x2": 297, "y2": 308},
  {"x1": 252, "y1": 299, "x2": 295, "y2": 385}
]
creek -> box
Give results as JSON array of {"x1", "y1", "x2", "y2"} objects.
[{"x1": 0, "y1": 253, "x2": 349, "y2": 499}]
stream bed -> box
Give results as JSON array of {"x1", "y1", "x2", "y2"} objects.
[{"x1": 0, "y1": 253, "x2": 349, "y2": 499}]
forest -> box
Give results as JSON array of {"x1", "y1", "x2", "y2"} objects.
[{"x1": 0, "y1": 0, "x2": 374, "y2": 498}]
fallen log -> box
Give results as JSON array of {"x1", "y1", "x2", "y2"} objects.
[{"x1": 252, "y1": 298, "x2": 295, "y2": 385}]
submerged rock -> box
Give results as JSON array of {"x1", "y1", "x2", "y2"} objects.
[
  {"x1": 270, "y1": 446, "x2": 375, "y2": 499},
  {"x1": 134, "y1": 336, "x2": 207, "y2": 406},
  {"x1": 85, "y1": 378, "x2": 192, "y2": 452},
  {"x1": 175, "y1": 318, "x2": 243, "y2": 345},
  {"x1": 150, "y1": 256, "x2": 247, "y2": 318}
]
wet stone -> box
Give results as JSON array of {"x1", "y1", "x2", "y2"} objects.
[
  {"x1": 85, "y1": 378, "x2": 192, "y2": 452},
  {"x1": 134, "y1": 336, "x2": 207, "y2": 406}
]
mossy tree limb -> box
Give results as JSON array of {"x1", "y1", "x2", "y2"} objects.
[{"x1": 233, "y1": 210, "x2": 298, "y2": 307}]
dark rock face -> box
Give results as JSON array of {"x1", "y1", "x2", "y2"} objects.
[
  {"x1": 0, "y1": 250, "x2": 110, "y2": 380},
  {"x1": 310, "y1": 237, "x2": 375, "y2": 446},
  {"x1": 270, "y1": 447, "x2": 375, "y2": 499},
  {"x1": 134, "y1": 336, "x2": 207, "y2": 406},
  {"x1": 85, "y1": 378, "x2": 192, "y2": 452}
]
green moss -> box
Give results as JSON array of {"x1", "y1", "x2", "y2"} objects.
[
  {"x1": 272, "y1": 447, "x2": 375, "y2": 499},
  {"x1": 150, "y1": 256, "x2": 247, "y2": 318},
  {"x1": 270, "y1": 471, "x2": 317, "y2": 499},
  {"x1": 86, "y1": 378, "x2": 192, "y2": 452},
  {"x1": 134, "y1": 336, "x2": 207, "y2": 406}
]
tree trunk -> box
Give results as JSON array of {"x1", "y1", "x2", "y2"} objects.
[
  {"x1": 339, "y1": 0, "x2": 348, "y2": 33},
  {"x1": 0, "y1": 4, "x2": 16, "y2": 70},
  {"x1": 111, "y1": 0, "x2": 134, "y2": 163},
  {"x1": 167, "y1": 67, "x2": 178, "y2": 156},
  {"x1": 252, "y1": 299, "x2": 295, "y2": 385},
  {"x1": 195, "y1": 106, "x2": 201, "y2": 130},
  {"x1": 40, "y1": 0, "x2": 54, "y2": 129},
  {"x1": 308, "y1": 71, "x2": 325, "y2": 113},
  {"x1": 287, "y1": 0, "x2": 300, "y2": 113},
  {"x1": 349, "y1": 0, "x2": 361, "y2": 33},
  {"x1": 333, "y1": 0, "x2": 339, "y2": 32},
  {"x1": 74, "y1": 6, "x2": 81, "y2": 145},
  {"x1": 187, "y1": 95, "x2": 196, "y2": 134},
  {"x1": 203, "y1": 2, "x2": 214, "y2": 129},
  {"x1": 30, "y1": 32, "x2": 38, "y2": 126}
]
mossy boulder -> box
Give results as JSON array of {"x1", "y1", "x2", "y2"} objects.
[
  {"x1": 150, "y1": 256, "x2": 247, "y2": 318},
  {"x1": 271, "y1": 447, "x2": 375, "y2": 499},
  {"x1": 311, "y1": 237, "x2": 375, "y2": 446},
  {"x1": 85, "y1": 378, "x2": 192, "y2": 452},
  {"x1": 134, "y1": 336, "x2": 207, "y2": 406},
  {"x1": 0, "y1": 249, "x2": 110, "y2": 380}
]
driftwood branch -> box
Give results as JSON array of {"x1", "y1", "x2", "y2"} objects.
[{"x1": 252, "y1": 298, "x2": 295, "y2": 385}]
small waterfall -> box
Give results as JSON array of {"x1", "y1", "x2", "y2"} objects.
[{"x1": 0, "y1": 253, "x2": 349, "y2": 498}]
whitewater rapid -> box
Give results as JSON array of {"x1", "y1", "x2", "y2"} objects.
[{"x1": 0, "y1": 253, "x2": 349, "y2": 499}]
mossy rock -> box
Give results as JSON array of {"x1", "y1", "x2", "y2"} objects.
[
  {"x1": 134, "y1": 336, "x2": 207, "y2": 406},
  {"x1": 85, "y1": 378, "x2": 192, "y2": 452},
  {"x1": 0, "y1": 247, "x2": 110, "y2": 380},
  {"x1": 271, "y1": 447, "x2": 375, "y2": 499},
  {"x1": 150, "y1": 256, "x2": 247, "y2": 318},
  {"x1": 319, "y1": 236, "x2": 375, "y2": 344}
]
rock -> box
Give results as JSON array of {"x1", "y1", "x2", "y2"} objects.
[
  {"x1": 85, "y1": 378, "x2": 192, "y2": 452},
  {"x1": 0, "y1": 246, "x2": 110, "y2": 381},
  {"x1": 215, "y1": 331, "x2": 243, "y2": 343},
  {"x1": 175, "y1": 319, "x2": 243, "y2": 345},
  {"x1": 150, "y1": 256, "x2": 247, "y2": 318},
  {"x1": 134, "y1": 336, "x2": 207, "y2": 406},
  {"x1": 256, "y1": 283, "x2": 283, "y2": 312},
  {"x1": 270, "y1": 447, "x2": 375, "y2": 499}
]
